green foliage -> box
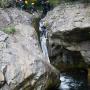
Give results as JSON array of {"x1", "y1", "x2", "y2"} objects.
[
  {"x1": 49, "y1": 0, "x2": 60, "y2": 6},
  {"x1": 0, "y1": 0, "x2": 10, "y2": 8},
  {"x1": 3, "y1": 26, "x2": 16, "y2": 34},
  {"x1": 63, "y1": 0, "x2": 90, "y2": 3},
  {"x1": 48, "y1": 0, "x2": 90, "y2": 6}
]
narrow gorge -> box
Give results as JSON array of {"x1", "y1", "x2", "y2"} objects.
[{"x1": 0, "y1": 0, "x2": 90, "y2": 90}]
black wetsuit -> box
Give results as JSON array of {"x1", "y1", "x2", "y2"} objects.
[
  {"x1": 40, "y1": 26, "x2": 47, "y2": 37},
  {"x1": 38, "y1": 0, "x2": 51, "y2": 15},
  {"x1": 43, "y1": 2, "x2": 50, "y2": 15}
]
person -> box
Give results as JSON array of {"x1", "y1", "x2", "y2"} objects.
[
  {"x1": 16, "y1": 0, "x2": 24, "y2": 10},
  {"x1": 42, "y1": 0, "x2": 51, "y2": 15},
  {"x1": 29, "y1": 3, "x2": 37, "y2": 14},
  {"x1": 25, "y1": 0, "x2": 28, "y2": 4},
  {"x1": 16, "y1": 0, "x2": 19, "y2": 7},
  {"x1": 24, "y1": 0, "x2": 29, "y2": 10},
  {"x1": 41, "y1": 26, "x2": 47, "y2": 38},
  {"x1": 39, "y1": 21, "x2": 47, "y2": 38}
]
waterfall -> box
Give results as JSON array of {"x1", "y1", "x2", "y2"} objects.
[{"x1": 39, "y1": 21, "x2": 50, "y2": 63}]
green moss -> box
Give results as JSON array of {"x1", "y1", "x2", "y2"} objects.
[
  {"x1": 14, "y1": 74, "x2": 36, "y2": 90},
  {"x1": 32, "y1": 17, "x2": 41, "y2": 44},
  {"x1": 3, "y1": 26, "x2": 16, "y2": 34},
  {"x1": 46, "y1": 79, "x2": 59, "y2": 90},
  {"x1": 46, "y1": 79, "x2": 54, "y2": 90},
  {"x1": 53, "y1": 61, "x2": 87, "y2": 72},
  {"x1": 49, "y1": 0, "x2": 61, "y2": 7}
]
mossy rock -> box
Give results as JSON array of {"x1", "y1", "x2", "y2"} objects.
[
  {"x1": 43, "y1": 72, "x2": 60, "y2": 90},
  {"x1": 46, "y1": 77, "x2": 60, "y2": 90},
  {"x1": 3, "y1": 26, "x2": 16, "y2": 34}
]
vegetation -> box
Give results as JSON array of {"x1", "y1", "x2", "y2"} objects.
[
  {"x1": 3, "y1": 26, "x2": 16, "y2": 34},
  {"x1": 49, "y1": 0, "x2": 60, "y2": 7},
  {"x1": 0, "y1": 0, "x2": 13, "y2": 8},
  {"x1": 0, "y1": 0, "x2": 90, "y2": 8}
]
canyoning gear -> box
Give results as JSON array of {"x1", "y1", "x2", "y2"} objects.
[
  {"x1": 39, "y1": 21, "x2": 48, "y2": 38},
  {"x1": 16, "y1": 0, "x2": 20, "y2": 5},
  {"x1": 25, "y1": 0, "x2": 28, "y2": 4},
  {"x1": 24, "y1": 0, "x2": 28, "y2": 9},
  {"x1": 30, "y1": 2, "x2": 37, "y2": 14},
  {"x1": 40, "y1": 26, "x2": 47, "y2": 38},
  {"x1": 16, "y1": 0, "x2": 24, "y2": 9},
  {"x1": 42, "y1": 0, "x2": 51, "y2": 15}
]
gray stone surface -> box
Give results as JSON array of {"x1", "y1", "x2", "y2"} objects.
[
  {"x1": 0, "y1": 8, "x2": 60, "y2": 90},
  {"x1": 43, "y1": 3, "x2": 90, "y2": 64}
]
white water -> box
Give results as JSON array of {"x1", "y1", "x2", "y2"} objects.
[
  {"x1": 39, "y1": 21, "x2": 50, "y2": 63},
  {"x1": 59, "y1": 72, "x2": 87, "y2": 90}
]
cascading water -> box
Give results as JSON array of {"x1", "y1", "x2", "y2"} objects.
[
  {"x1": 38, "y1": 19, "x2": 88, "y2": 90},
  {"x1": 59, "y1": 70, "x2": 88, "y2": 90},
  {"x1": 39, "y1": 21, "x2": 50, "y2": 63},
  {"x1": 37, "y1": 4, "x2": 89, "y2": 90}
]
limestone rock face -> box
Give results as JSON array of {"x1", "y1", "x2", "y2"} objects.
[
  {"x1": 43, "y1": 3, "x2": 90, "y2": 65},
  {"x1": 0, "y1": 8, "x2": 60, "y2": 90},
  {"x1": 0, "y1": 8, "x2": 34, "y2": 29}
]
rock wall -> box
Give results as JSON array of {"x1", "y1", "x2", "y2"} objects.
[
  {"x1": 43, "y1": 2, "x2": 90, "y2": 66},
  {"x1": 0, "y1": 8, "x2": 60, "y2": 90}
]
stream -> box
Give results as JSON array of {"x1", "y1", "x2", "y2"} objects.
[{"x1": 59, "y1": 70, "x2": 88, "y2": 90}]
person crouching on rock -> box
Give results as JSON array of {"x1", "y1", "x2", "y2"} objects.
[{"x1": 30, "y1": 3, "x2": 37, "y2": 15}]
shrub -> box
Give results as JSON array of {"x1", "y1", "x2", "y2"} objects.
[
  {"x1": 0, "y1": 0, "x2": 13, "y2": 8},
  {"x1": 49, "y1": 0, "x2": 61, "y2": 6}
]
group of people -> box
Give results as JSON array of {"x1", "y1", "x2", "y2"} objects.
[
  {"x1": 15, "y1": 0, "x2": 51, "y2": 15},
  {"x1": 15, "y1": 0, "x2": 37, "y2": 13}
]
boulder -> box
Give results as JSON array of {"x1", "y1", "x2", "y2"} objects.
[
  {"x1": 0, "y1": 8, "x2": 60, "y2": 90},
  {"x1": 43, "y1": 2, "x2": 90, "y2": 65}
]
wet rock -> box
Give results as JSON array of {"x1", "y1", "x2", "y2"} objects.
[{"x1": 43, "y1": 2, "x2": 90, "y2": 65}]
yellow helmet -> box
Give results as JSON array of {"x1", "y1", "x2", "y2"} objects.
[
  {"x1": 25, "y1": 0, "x2": 28, "y2": 4},
  {"x1": 31, "y1": 3, "x2": 35, "y2": 5}
]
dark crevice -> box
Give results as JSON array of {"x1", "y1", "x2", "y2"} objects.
[
  {"x1": 51, "y1": 27, "x2": 90, "y2": 43},
  {"x1": 49, "y1": 44, "x2": 87, "y2": 70}
]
